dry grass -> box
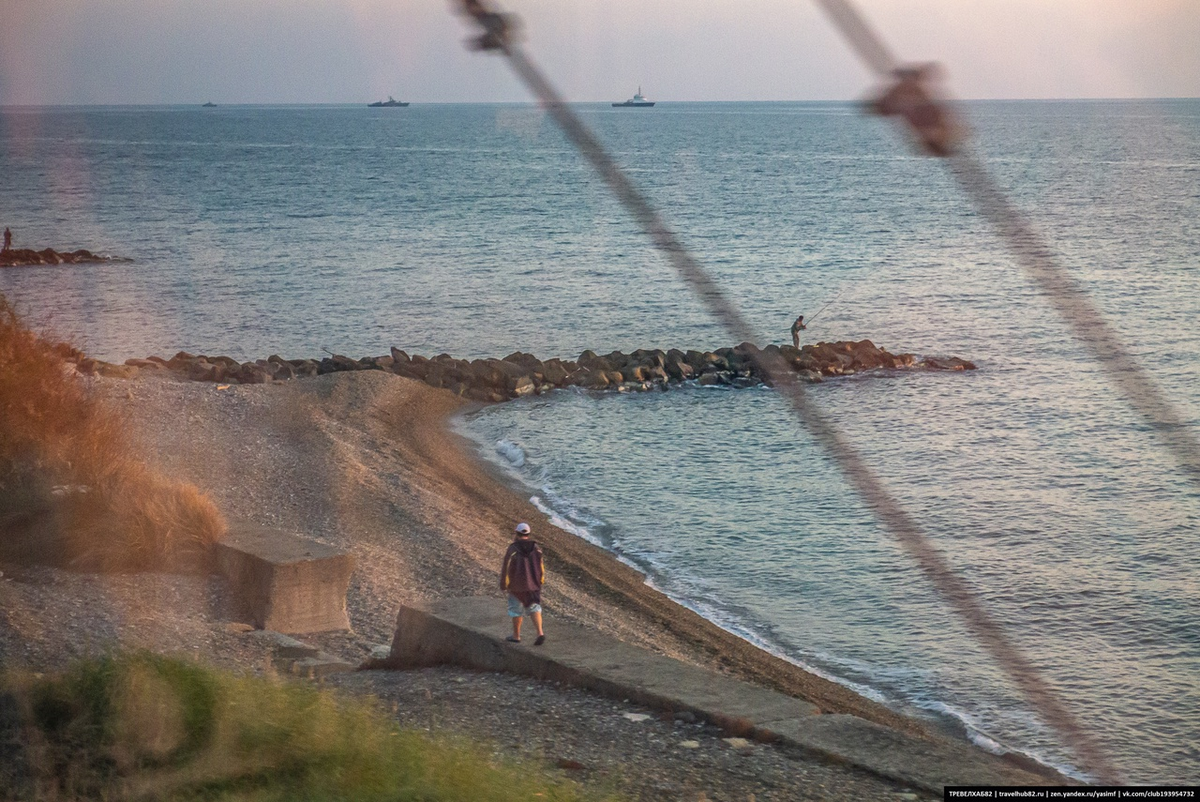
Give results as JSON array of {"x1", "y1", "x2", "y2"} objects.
[
  {"x1": 0, "y1": 294, "x2": 225, "y2": 572},
  {"x1": 1, "y1": 653, "x2": 611, "y2": 802}
]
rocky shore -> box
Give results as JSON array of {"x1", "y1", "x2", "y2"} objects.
[
  {"x1": 0, "y1": 247, "x2": 130, "y2": 267},
  {"x1": 72, "y1": 340, "x2": 976, "y2": 400}
]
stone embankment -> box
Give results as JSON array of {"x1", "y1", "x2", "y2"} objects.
[
  {"x1": 70, "y1": 340, "x2": 975, "y2": 402},
  {"x1": 0, "y1": 248, "x2": 130, "y2": 267}
]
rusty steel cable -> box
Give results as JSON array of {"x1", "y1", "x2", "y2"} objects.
[
  {"x1": 816, "y1": 0, "x2": 1200, "y2": 485},
  {"x1": 455, "y1": 0, "x2": 1125, "y2": 782}
]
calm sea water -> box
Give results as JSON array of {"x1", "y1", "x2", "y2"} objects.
[{"x1": 2, "y1": 100, "x2": 1198, "y2": 782}]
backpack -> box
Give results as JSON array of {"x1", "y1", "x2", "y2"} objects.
[{"x1": 506, "y1": 541, "x2": 543, "y2": 592}]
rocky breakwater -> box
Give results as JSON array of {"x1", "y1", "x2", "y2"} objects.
[
  {"x1": 0, "y1": 248, "x2": 131, "y2": 267},
  {"x1": 72, "y1": 340, "x2": 975, "y2": 402}
]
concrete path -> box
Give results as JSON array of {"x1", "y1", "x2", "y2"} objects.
[{"x1": 380, "y1": 597, "x2": 1055, "y2": 793}]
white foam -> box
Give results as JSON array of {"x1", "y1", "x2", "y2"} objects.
[
  {"x1": 916, "y1": 699, "x2": 1087, "y2": 782},
  {"x1": 495, "y1": 438, "x2": 526, "y2": 468},
  {"x1": 529, "y1": 495, "x2": 600, "y2": 546}
]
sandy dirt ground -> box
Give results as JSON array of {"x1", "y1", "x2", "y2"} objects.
[{"x1": 0, "y1": 369, "x2": 952, "y2": 800}]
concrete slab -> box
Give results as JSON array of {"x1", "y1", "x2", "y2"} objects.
[
  {"x1": 215, "y1": 523, "x2": 353, "y2": 633},
  {"x1": 382, "y1": 597, "x2": 1055, "y2": 793},
  {"x1": 764, "y1": 714, "x2": 1038, "y2": 788},
  {"x1": 385, "y1": 597, "x2": 817, "y2": 725}
]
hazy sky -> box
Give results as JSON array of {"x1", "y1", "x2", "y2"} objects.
[{"x1": 1, "y1": 0, "x2": 1198, "y2": 105}]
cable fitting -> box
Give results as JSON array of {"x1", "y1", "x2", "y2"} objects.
[
  {"x1": 867, "y1": 63, "x2": 965, "y2": 157},
  {"x1": 458, "y1": 0, "x2": 517, "y2": 51}
]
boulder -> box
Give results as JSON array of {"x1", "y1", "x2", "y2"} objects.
[
  {"x1": 624, "y1": 364, "x2": 648, "y2": 382},
  {"x1": 542, "y1": 358, "x2": 569, "y2": 386},
  {"x1": 97, "y1": 363, "x2": 138, "y2": 379},
  {"x1": 572, "y1": 368, "x2": 609, "y2": 389},
  {"x1": 236, "y1": 363, "x2": 271, "y2": 384},
  {"x1": 271, "y1": 361, "x2": 297, "y2": 381},
  {"x1": 186, "y1": 360, "x2": 219, "y2": 382},
  {"x1": 645, "y1": 366, "x2": 669, "y2": 383},
  {"x1": 922, "y1": 356, "x2": 976, "y2": 371},
  {"x1": 579, "y1": 352, "x2": 615, "y2": 373},
  {"x1": 394, "y1": 360, "x2": 427, "y2": 380},
  {"x1": 331, "y1": 354, "x2": 359, "y2": 372},
  {"x1": 664, "y1": 359, "x2": 694, "y2": 381},
  {"x1": 356, "y1": 356, "x2": 387, "y2": 371},
  {"x1": 168, "y1": 351, "x2": 197, "y2": 368}
]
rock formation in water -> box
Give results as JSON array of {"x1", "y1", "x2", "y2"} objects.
[
  {"x1": 70, "y1": 340, "x2": 976, "y2": 402},
  {"x1": 0, "y1": 248, "x2": 129, "y2": 267}
]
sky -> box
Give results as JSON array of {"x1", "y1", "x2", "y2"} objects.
[{"x1": 1, "y1": 0, "x2": 1198, "y2": 105}]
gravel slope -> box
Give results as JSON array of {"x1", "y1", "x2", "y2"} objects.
[{"x1": 0, "y1": 369, "x2": 945, "y2": 801}]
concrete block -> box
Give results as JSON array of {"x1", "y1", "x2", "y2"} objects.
[{"x1": 215, "y1": 523, "x2": 353, "y2": 633}]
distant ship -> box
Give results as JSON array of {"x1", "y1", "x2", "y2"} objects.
[
  {"x1": 368, "y1": 96, "x2": 409, "y2": 107},
  {"x1": 201, "y1": 102, "x2": 217, "y2": 107},
  {"x1": 612, "y1": 87, "x2": 655, "y2": 107}
]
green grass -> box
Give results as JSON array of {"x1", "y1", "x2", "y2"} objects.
[
  {"x1": 2, "y1": 653, "x2": 615, "y2": 802},
  {"x1": 0, "y1": 293, "x2": 225, "y2": 572}
]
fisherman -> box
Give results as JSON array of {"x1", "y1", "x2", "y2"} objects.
[
  {"x1": 790, "y1": 314, "x2": 806, "y2": 348},
  {"x1": 2, "y1": 228, "x2": 11, "y2": 253}
]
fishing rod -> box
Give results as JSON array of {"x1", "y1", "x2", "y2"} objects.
[{"x1": 804, "y1": 289, "x2": 843, "y2": 326}]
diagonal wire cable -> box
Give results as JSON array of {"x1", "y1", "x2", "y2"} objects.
[
  {"x1": 814, "y1": 0, "x2": 1200, "y2": 484},
  {"x1": 455, "y1": 0, "x2": 1122, "y2": 783}
]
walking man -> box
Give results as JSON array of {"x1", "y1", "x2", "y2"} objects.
[
  {"x1": 500, "y1": 522, "x2": 545, "y2": 645},
  {"x1": 790, "y1": 314, "x2": 806, "y2": 348}
]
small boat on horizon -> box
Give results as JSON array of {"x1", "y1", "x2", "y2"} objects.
[
  {"x1": 368, "y1": 96, "x2": 409, "y2": 108},
  {"x1": 613, "y1": 87, "x2": 655, "y2": 107},
  {"x1": 201, "y1": 102, "x2": 217, "y2": 107}
]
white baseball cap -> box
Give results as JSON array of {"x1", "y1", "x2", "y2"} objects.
[{"x1": 515, "y1": 522, "x2": 531, "y2": 535}]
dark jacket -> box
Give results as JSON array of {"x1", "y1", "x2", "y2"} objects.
[{"x1": 501, "y1": 538, "x2": 544, "y2": 593}]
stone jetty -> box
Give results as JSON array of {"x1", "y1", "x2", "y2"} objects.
[
  {"x1": 0, "y1": 248, "x2": 129, "y2": 267},
  {"x1": 69, "y1": 340, "x2": 975, "y2": 402}
]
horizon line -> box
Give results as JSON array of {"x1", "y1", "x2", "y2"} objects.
[{"x1": 2, "y1": 96, "x2": 1199, "y2": 109}]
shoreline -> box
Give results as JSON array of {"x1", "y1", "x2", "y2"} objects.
[
  {"x1": 1, "y1": 367, "x2": 1060, "y2": 794},
  {"x1": 451, "y1": 397, "x2": 1032, "y2": 757}
]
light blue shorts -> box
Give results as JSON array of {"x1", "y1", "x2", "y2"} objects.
[{"x1": 507, "y1": 594, "x2": 542, "y2": 617}]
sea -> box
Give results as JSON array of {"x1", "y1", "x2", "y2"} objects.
[{"x1": 2, "y1": 99, "x2": 1198, "y2": 784}]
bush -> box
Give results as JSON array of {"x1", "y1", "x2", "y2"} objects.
[
  {"x1": 2, "y1": 653, "x2": 610, "y2": 801},
  {"x1": 0, "y1": 294, "x2": 225, "y2": 571}
]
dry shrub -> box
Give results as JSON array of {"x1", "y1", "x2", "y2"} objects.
[
  {"x1": 5, "y1": 653, "x2": 605, "y2": 801},
  {"x1": 0, "y1": 294, "x2": 225, "y2": 572}
]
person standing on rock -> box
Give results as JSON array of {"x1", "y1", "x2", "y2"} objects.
[
  {"x1": 500, "y1": 522, "x2": 545, "y2": 645},
  {"x1": 2, "y1": 228, "x2": 11, "y2": 253},
  {"x1": 790, "y1": 314, "x2": 806, "y2": 348}
]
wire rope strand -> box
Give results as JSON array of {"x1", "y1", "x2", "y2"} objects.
[
  {"x1": 947, "y1": 150, "x2": 1200, "y2": 482},
  {"x1": 812, "y1": 0, "x2": 899, "y2": 77}
]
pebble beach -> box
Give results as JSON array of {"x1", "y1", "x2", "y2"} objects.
[{"x1": 0, "y1": 368, "x2": 951, "y2": 801}]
